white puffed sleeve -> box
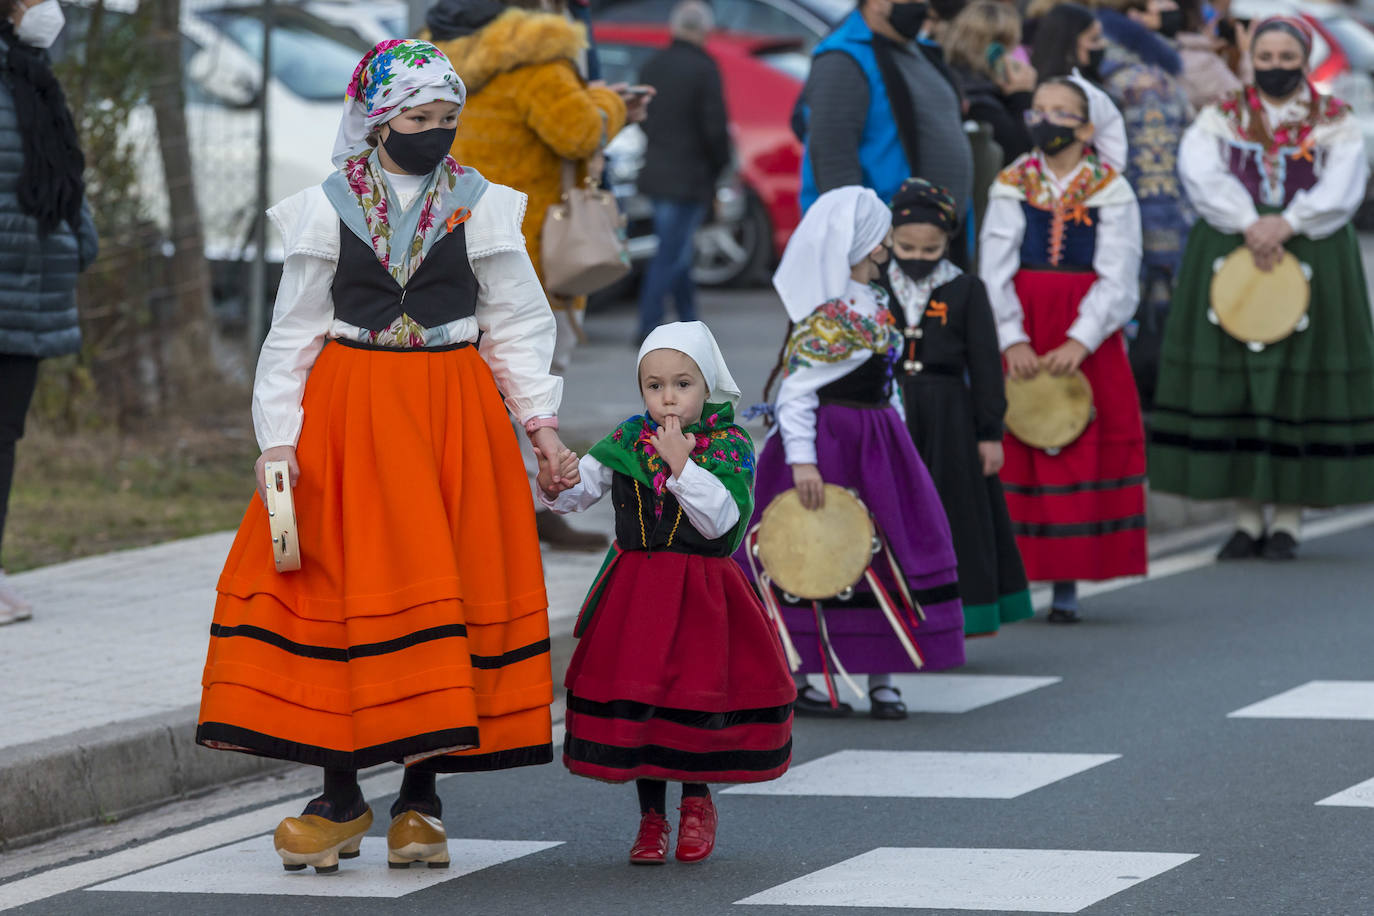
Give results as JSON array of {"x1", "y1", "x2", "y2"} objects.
[
  {"x1": 1067, "y1": 194, "x2": 1143, "y2": 352},
  {"x1": 1179, "y1": 110, "x2": 1259, "y2": 234},
  {"x1": 1073, "y1": 70, "x2": 1128, "y2": 173},
  {"x1": 539, "y1": 454, "x2": 614, "y2": 513},
  {"x1": 773, "y1": 353, "x2": 869, "y2": 466},
  {"x1": 1283, "y1": 123, "x2": 1369, "y2": 240},
  {"x1": 251, "y1": 253, "x2": 334, "y2": 451},
  {"x1": 978, "y1": 194, "x2": 1031, "y2": 351},
  {"x1": 666, "y1": 462, "x2": 740, "y2": 539},
  {"x1": 469, "y1": 185, "x2": 562, "y2": 422}
]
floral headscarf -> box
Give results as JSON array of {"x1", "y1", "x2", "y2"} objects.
[
  {"x1": 890, "y1": 178, "x2": 957, "y2": 233},
  {"x1": 331, "y1": 39, "x2": 467, "y2": 167}
]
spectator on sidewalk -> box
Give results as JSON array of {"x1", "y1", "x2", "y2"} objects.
[
  {"x1": 1029, "y1": 3, "x2": 1129, "y2": 172},
  {"x1": 946, "y1": 0, "x2": 1037, "y2": 165},
  {"x1": 1172, "y1": 0, "x2": 1243, "y2": 110},
  {"x1": 1096, "y1": 0, "x2": 1194, "y2": 408},
  {"x1": 634, "y1": 0, "x2": 732, "y2": 343},
  {"x1": 797, "y1": 0, "x2": 973, "y2": 263},
  {"x1": 922, "y1": 0, "x2": 969, "y2": 46},
  {"x1": 0, "y1": 0, "x2": 97, "y2": 626},
  {"x1": 428, "y1": 0, "x2": 647, "y2": 550}
]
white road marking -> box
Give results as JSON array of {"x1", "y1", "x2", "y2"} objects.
[
  {"x1": 0, "y1": 722, "x2": 566, "y2": 913},
  {"x1": 723, "y1": 750, "x2": 1119, "y2": 799},
  {"x1": 88, "y1": 838, "x2": 561, "y2": 898},
  {"x1": 735, "y1": 847, "x2": 1199, "y2": 912},
  {"x1": 801, "y1": 674, "x2": 1063, "y2": 713},
  {"x1": 1316, "y1": 776, "x2": 1374, "y2": 808},
  {"x1": 1228, "y1": 681, "x2": 1374, "y2": 720}
]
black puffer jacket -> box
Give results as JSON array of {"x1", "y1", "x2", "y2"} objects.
[
  {"x1": 636, "y1": 39, "x2": 732, "y2": 204},
  {"x1": 952, "y1": 66, "x2": 1033, "y2": 166},
  {"x1": 0, "y1": 38, "x2": 97, "y2": 359}
]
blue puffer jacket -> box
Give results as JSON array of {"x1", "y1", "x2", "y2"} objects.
[{"x1": 0, "y1": 41, "x2": 97, "y2": 360}]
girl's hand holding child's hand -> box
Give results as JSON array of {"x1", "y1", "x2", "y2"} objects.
[
  {"x1": 978, "y1": 440, "x2": 1005, "y2": 477},
  {"x1": 649, "y1": 415, "x2": 696, "y2": 477},
  {"x1": 1042, "y1": 339, "x2": 1088, "y2": 376},
  {"x1": 537, "y1": 448, "x2": 581, "y2": 499},
  {"x1": 1003, "y1": 342, "x2": 1040, "y2": 380}
]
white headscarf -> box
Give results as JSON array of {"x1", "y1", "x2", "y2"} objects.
[
  {"x1": 636, "y1": 321, "x2": 741, "y2": 407},
  {"x1": 772, "y1": 186, "x2": 892, "y2": 323},
  {"x1": 332, "y1": 39, "x2": 468, "y2": 167}
]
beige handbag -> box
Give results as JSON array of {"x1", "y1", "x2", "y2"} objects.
[{"x1": 541, "y1": 159, "x2": 631, "y2": 297}]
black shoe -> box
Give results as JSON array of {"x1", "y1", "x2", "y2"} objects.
[
  {"x1": 1217, "y1": 530, "x2": 1262, "y2": 560},
  {"x1": 535, "y1": 512, "x2": 609, "y2": 552},
  {"x1": 1260, "y1": 530, "x2": 1299, "y2": 560},
  {"x1": 793, "y1": 685, "x2": 853, "y2": 717},
  {"x1": 868, "y1": 688, "x2": 908, "y2": 721},
  {"x1": 1046, "y1": 607, "x2": 1081, "y2": 624}
]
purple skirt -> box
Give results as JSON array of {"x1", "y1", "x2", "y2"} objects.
[{"x1": 735, "y1": 403, "x2": 965, "y2": 674}]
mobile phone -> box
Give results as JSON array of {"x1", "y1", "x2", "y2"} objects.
[
  {"x1": 986, "y1": 42, "x2": 1008, "y2": 81},
  {"x1": 622, "y1": 85, "x2": 653, "y2": 98}
]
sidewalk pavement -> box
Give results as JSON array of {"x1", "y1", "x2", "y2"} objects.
[{"x1": 0, "y1": 290, "x2": 1229, "y2": 851}]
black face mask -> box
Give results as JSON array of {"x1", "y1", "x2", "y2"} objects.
[
  {"x1": 1030, "y1": 121, "x2": 1079, "y2": 155},
  {"x1": 1254, "y1": 66, "x2": 1305, "y2": 99},
  {"x1": 382, "y1": 125, "x2": 457, "y2": 175},
  {"x1": 1158, "y1": 9, "x2": 1184, "y2": 38},
  {"x1": 895, "y1": 255, "x2": 941, "y2": 282},
  {"x1": 887, "y1": 1, "x2": 928, "y2": 40},
  {"x1": 1081, "y1": 46, "x2": 1105, "y2": 82}
]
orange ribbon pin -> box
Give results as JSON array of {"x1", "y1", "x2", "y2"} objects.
[
  {"x1": 445, "y1": 207, "x2": 472, "y2": 233},
  {"x1": 926, "y1": 300, "x2": 949, "y2": 326}
]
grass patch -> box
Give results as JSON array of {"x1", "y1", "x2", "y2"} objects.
[{"x1": 6, "y1": 421, "x2": 259, "y2": 573}]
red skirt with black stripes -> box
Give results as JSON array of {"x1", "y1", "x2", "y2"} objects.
[
  {"x1": 1002, "y1": 269, "x2": 1148, "y2": 582},
  {"x1": 563, "y1": 549, "x2": 795, "y2": 784}
]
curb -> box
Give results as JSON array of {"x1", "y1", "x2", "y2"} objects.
[{"x1": 0, "y1": 631, "x2": 583, "y2": 853}]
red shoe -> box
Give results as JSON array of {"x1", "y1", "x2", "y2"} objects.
[
  {"x1": 675, "y1": 796, "x2": 718, "y2": 863},
  {"x1": 629, "y1": 812, "x2": 671, "y2": 865}
]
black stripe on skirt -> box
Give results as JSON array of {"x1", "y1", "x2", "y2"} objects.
[
  {"x1": 1150, "y1": 430, "x2": 1374, "y2": 459},
  {"x1": 208, "y1": 623, "x2": 546, "y2": 670},
  {"x1": 1003, "y1": 474, "x2": 1147, "y2": 497},
  {"x1": 567, "y1": 694, "x2": 794, "y2": 729},
  {"x1": 196, "y1": 722, "x2": 481, "y2": 771},
  {"x1": 1012, "y1": 515, "x2": 1148, "y2": 539},
  {"x1": 564, "y1": 735, "x2": 793, "y2": 775}
]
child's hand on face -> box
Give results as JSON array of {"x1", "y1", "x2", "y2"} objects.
[
  {"x1": 650, "y1": 415, "x2": 697, "y2": 477},
  {"x1": 537, "y1": 448, "x2": 581, "y2": 500},
  {"x1": 978, "y1": 440, "x2": 1004, "y2": 477}
]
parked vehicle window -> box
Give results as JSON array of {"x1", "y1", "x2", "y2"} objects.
[
  {"x1": 715, "y1": 0, "x2": 822, "y2": 41},
  {"x1": 198, "y1": 9, "x2": 362, "y2": 102},
  {"x1": 1320, "y1": 15, "x2": 1374, "y2": 72},
  {"x1": 598, "y1": 42, "x2": 659, "y2": 86}
]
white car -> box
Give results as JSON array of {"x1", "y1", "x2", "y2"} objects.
[{"x1": 60, "y1": 0, "x2": 369, "y2": 263}]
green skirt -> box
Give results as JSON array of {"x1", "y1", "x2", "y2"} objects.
[{"x1": 1149, "y1": 218, "x2": 1374, "y2": 507}]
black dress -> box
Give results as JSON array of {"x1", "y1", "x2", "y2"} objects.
[{"x1": 887, "y1": 269, "x2": 1032, "y2": 635}]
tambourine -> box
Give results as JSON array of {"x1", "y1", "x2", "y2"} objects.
[
  {"x1": 1005, "y1": 370, "x2": 1094, "y2": 454},
  {"x1": 752, "y1": 485, "x2": 877, "y2": 601},
  {"x1": 264, "y1": 460, "x2": 301, "y2": 573},
  {"x1": 1209, "y1": 248, "x2": 1311, "y2": 352}
]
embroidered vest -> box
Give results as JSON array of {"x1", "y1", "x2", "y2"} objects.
[
  {"x1": 1019, "y1": 202, "x2": 1098, "y2": 270},
  {"x1": 611, "y1": 472, "x2": 732, "y2": 557}
]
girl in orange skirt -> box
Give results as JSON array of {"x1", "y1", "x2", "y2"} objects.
[
  {"x1": 197, "y1": 40, "x2": 570, "y2": 873},
  {"x1": 540, "y1": 321, "x2": 795, "y2": 866}
]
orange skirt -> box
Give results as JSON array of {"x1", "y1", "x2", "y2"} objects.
[{"x1": 197, "y1": 341, "x2": 553, "y2": 772}]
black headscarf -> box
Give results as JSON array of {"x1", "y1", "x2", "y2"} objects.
[
  {"x1": 0, "y1": 21, "x2": 84, "y2": 236},
  {"x1": 890, "y1": 178, "x2": 957, "y2": 232},
  {"x1": 426, "y1": 0, "x2": 506, "y2": 41}
]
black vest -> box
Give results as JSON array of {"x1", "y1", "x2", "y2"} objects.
[
  {"x1": 331, "y1": 221, "x2": 479, "y2": 332},
  {"x1": 817, "y1": 352, "x2": 894, "y2": 405},
  {"x1": 611, "y1": 471, "x2": 733, "y2": 557}
]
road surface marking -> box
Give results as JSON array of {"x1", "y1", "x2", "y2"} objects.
[
  {"x1": 1316, "y1": 776, "x2": 1374, "y2": 807},
  {"x1": 1227, "y1": 681, "x2": 1374, "y2": 720}
]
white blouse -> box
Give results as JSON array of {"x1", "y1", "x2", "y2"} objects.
[
  {"x1": 979, "y1": 160, "x2": 1142, "y2": 354},
  {"x1": 772, "y1": 280, "x2": 902, "y2": 466},
  {"x1": 1179, "y1": 101, "x2": 1369, "y2": 240},
  {"x1": 1071, "y1": 69, "x2": 1129, "y2": 174},
  {"x1": 539, "y1": 454, "x2": 740, "y2": 540},
  {"x1": 251, "y1": 182, "x2": 562, "y2": 451}
]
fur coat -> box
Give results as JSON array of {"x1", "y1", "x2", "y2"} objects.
[{"x1": 435, "y1": 9, "x2": 627, "y2": 285}]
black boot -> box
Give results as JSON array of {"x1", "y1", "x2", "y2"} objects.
[
  {"x1": 1260, "y1": 531, "x2": 1298, "y2": 560},
  {"x1": 1217, "y1": 530, "x2": 1263, "y2": 560}
]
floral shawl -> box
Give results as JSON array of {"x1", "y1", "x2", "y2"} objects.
[
  {"x1": 587, "y1": 402, "x2": 756, "y2": 553},
  {"x1": 783, "y1": 290, "x2": 902, "y2": 376},
  {"x1": 1219, "y1": 84, "x2": 1350, "y2": 170}
]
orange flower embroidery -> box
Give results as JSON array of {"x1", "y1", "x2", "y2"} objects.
[
  {"x1": 926, "y1": 300, "x2": 949, "y2": 326},
  {"x1": 445, "y1": 207, "x2": 472, "y2": 233}
]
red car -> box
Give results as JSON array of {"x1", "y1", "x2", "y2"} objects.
[{"x1": 593, "y1": 23, "x2": 807, "y2": 285}]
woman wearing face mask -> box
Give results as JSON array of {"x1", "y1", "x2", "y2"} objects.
[
  {"x1": 0, "y1": 0, "x2": 97, "y2": 625},
  {"x1": 980, "y1": 78, "x2": 1147, "y2": 623},
  {"x1": 1171, "y1": 0, "x2": 1243, "y2": 110},
  {"x1": 196, "y1": 40, "x2": 568, "y2": 874},
  {"x1": 737, "y1": 186, "x2": 964, "y2": 720},
  {"x1": 1029, "y1": 3, "x2": 1129, "y2": 173},
  {"x1": 881, "y1": 179, "x2": 1031, "y2": 637},
  {"x1": 1150, "y1": 17, "x2": 1374, "y2": 562}
]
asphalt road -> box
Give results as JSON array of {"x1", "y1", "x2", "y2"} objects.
[{"x1": 4, "y1": 510, "x2": 1374, "y2": 915}]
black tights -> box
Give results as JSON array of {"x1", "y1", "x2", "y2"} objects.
[
  {"x1": 636, "y1": 779, "x2": 709, "y2": 815},
  {"x1": 311, "y1": 764, "x2": 441, "y2": 822},
  {"x1": 0, "y1": 355, "x2": 39, "y2": 565}
]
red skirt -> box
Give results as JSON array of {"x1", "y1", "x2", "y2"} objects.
[
  {"x1": 563, "y1": 549, "x2": 795, "y2": 784},
  {"x1": 1002, "y1": 269, "x2": 1148, "y2": 582}
]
